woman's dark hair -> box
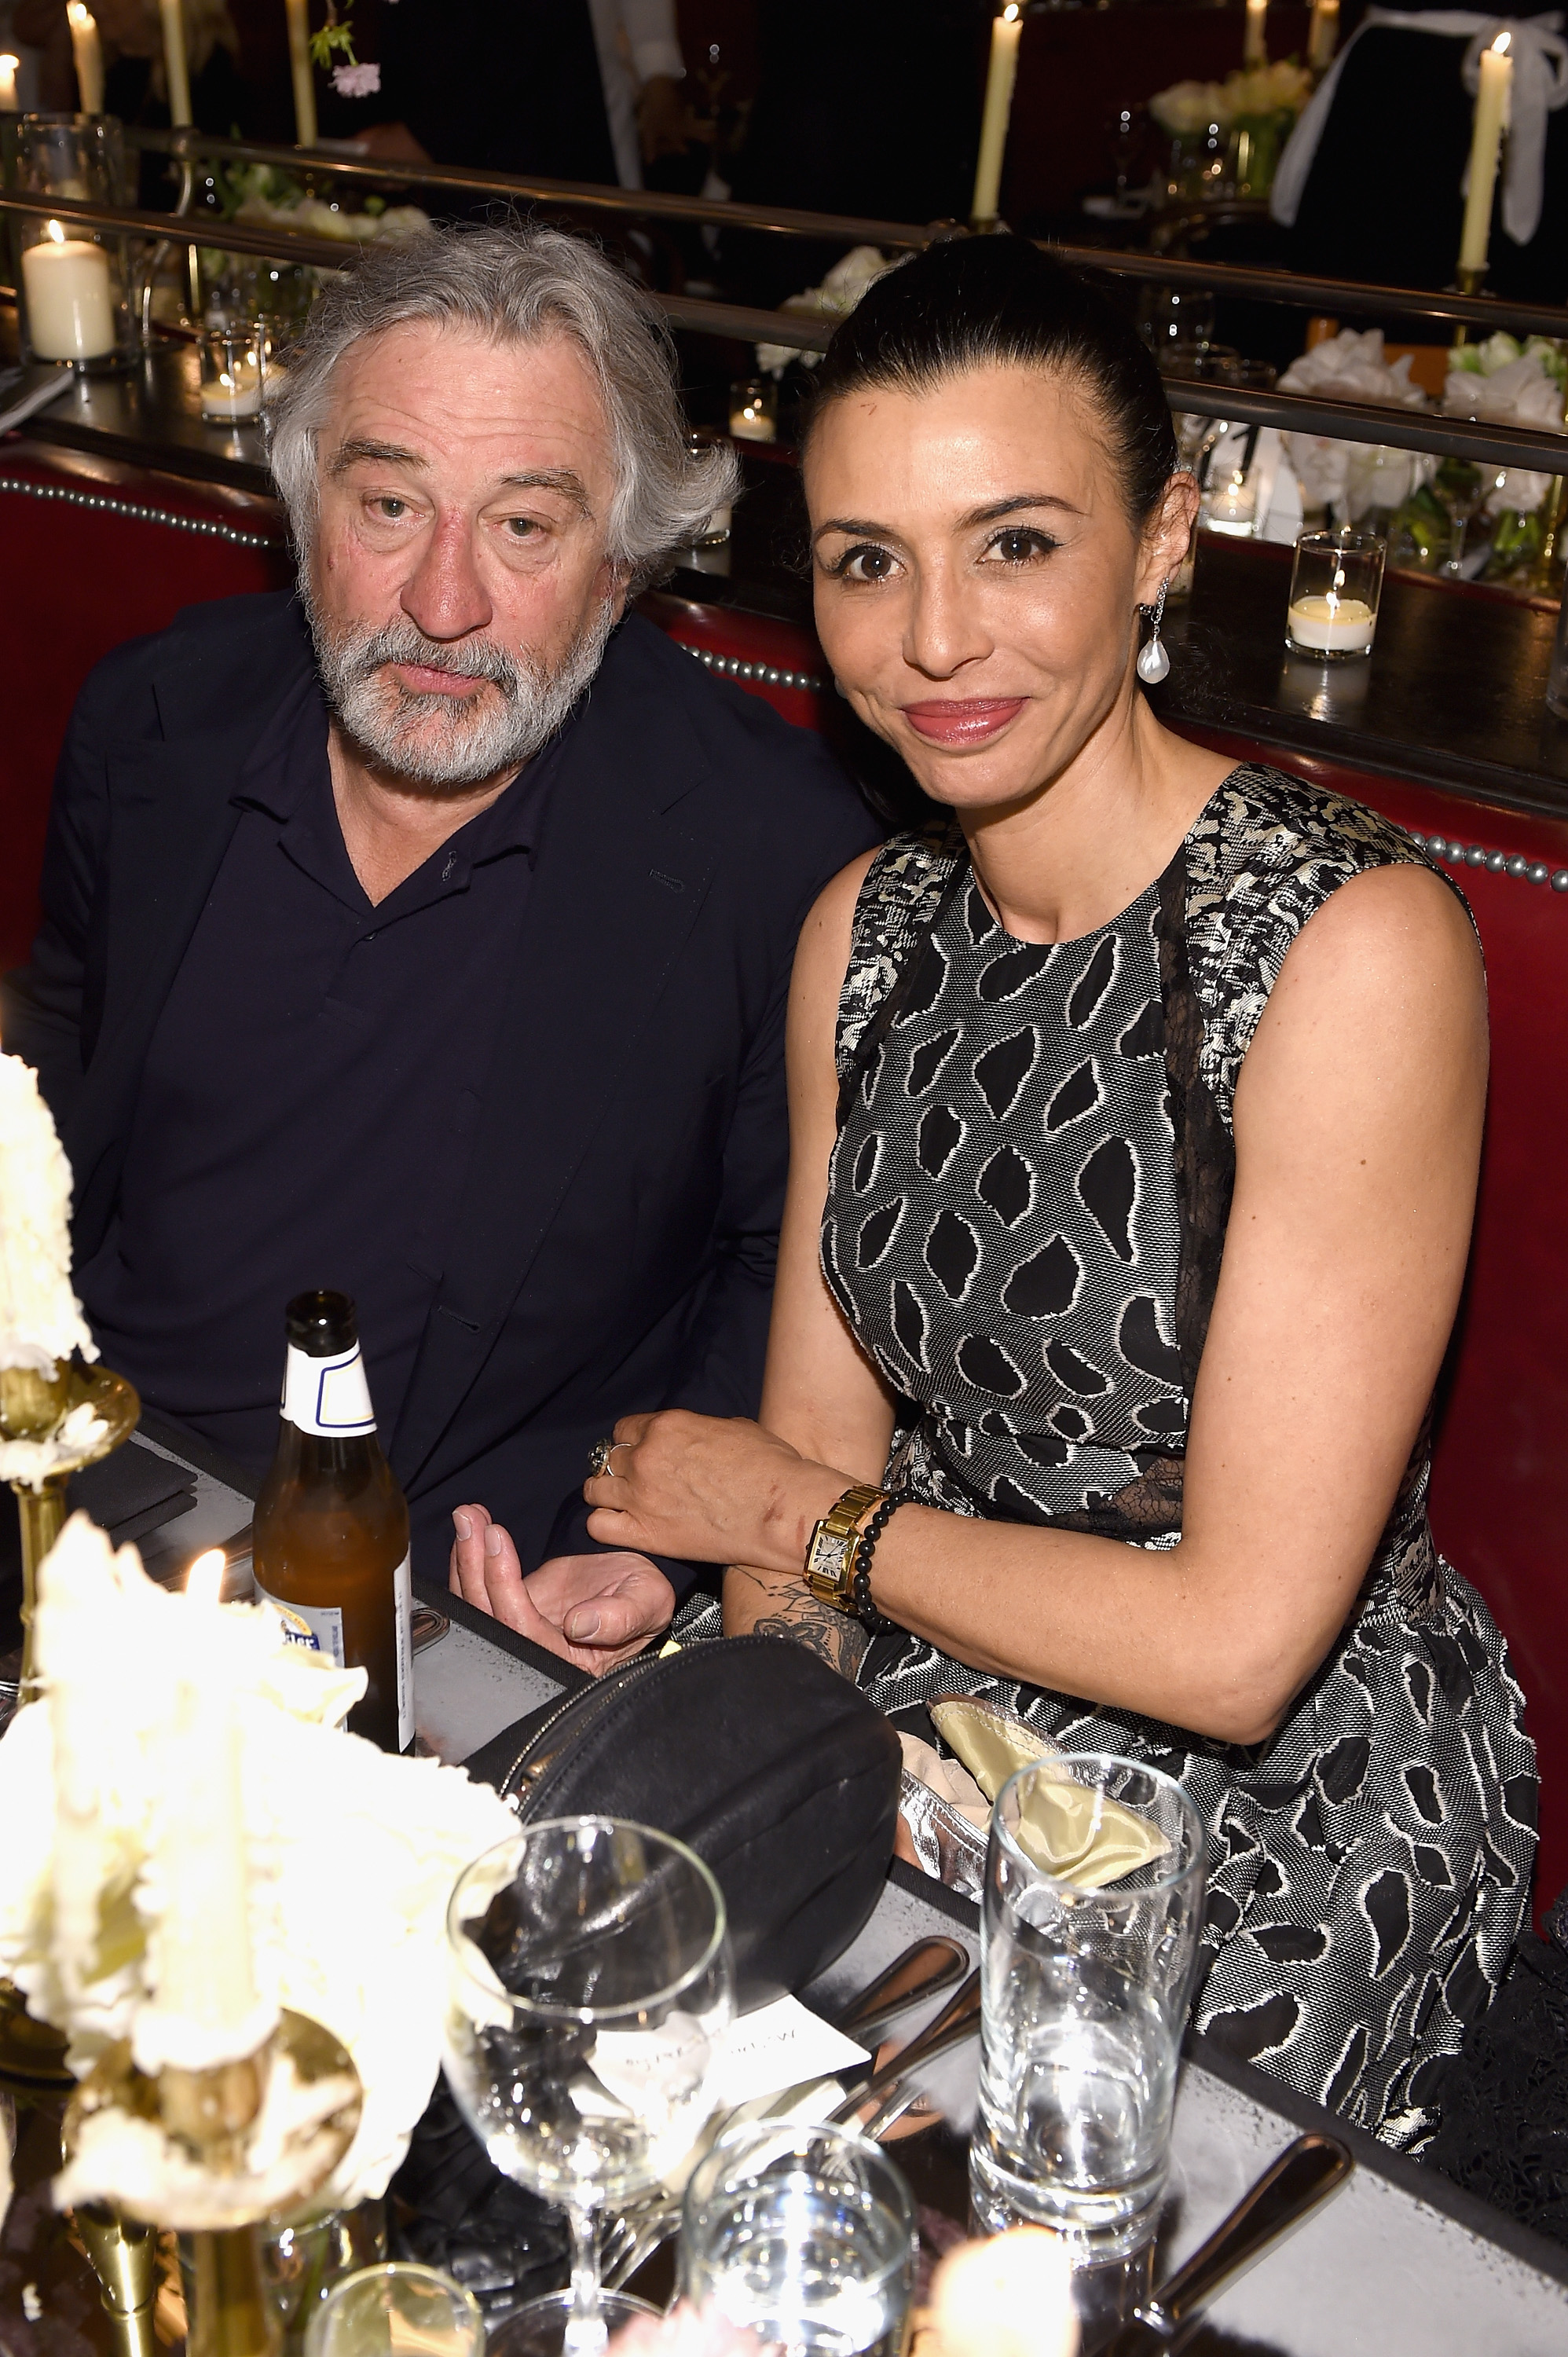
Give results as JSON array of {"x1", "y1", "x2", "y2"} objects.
[{"x1": 807, "y1": 236, "x2": 1178, "y2": 528}]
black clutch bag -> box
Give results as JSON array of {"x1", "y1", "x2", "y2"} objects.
[{"x1": 463, "y1": 1633, "x2": 903, "y2": 2006}]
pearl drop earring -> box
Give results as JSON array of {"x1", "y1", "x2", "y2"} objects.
[{"x1": 1136, "y1": 578, "x2": 1171, "y2": 685}]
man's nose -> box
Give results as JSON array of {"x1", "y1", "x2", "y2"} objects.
[{"x1": 399, "y1": 511, "x2": 493, "y2": 642}]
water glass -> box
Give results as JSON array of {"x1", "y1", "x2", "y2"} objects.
[
  {"x1": 199, "y1": 322, "x2": 266, "y2": 421},
  {"x1": 302, "y1": 2264, "x2": 484, "y2": 2357},
  {"x1": 970, "y1": 1753, "x2": 1205, "y2": 2259},
  {"x1": 1285, "y1": 528, "x2": 1385, "y2": 661},
  {"x1": 681, "y1": 2121, "x2": 916, "y2": 2357}
]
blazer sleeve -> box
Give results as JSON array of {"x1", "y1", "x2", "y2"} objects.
[{"x1": 0, "y1": 646, "x2": 127, "y2": 1127}]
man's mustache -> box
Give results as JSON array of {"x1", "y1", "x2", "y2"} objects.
[{"x1": 338, "y1": 623, "x2": 525, "y2": 702}]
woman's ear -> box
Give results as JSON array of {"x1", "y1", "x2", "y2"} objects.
[{"x1": 1137, "y1": 471, "x2": 1200, "y2": 603}]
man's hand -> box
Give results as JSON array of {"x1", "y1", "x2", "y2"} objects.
[
  {"x1": 449, "y1": 1505, "x2": 675, "y2": 1674},
  {"x1": 637, "y1": 75, "x2": 689, "y2": 163}
]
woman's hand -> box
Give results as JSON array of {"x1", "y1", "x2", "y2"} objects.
[
  {"x1": 449, "y1": 1505, "x2": 674, "y2": 1674},
  {"x1": 584, "y1": 1411, "x2": 848, "y2": 1573}
]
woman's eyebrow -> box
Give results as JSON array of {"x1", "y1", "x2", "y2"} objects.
[
  {"x1": 810, "y1": 515, "x2": 892, "y2": 546},
  {"x1": 961, "y1": 493, "x2": 1082, "y2": 526}
]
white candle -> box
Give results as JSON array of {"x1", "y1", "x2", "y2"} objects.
[
  {"x1": 0, "y1": 53, "x2": 19, "y2": 112},
  {"x1": 22, "y1": 229, "x2": 115, "y2": 362},
  {"x1": 159, "y1": 0, "x2": 191, "y2": 127},
  {"x1": 1244, "y1": 0, "x2": 1268, "y2": 67},
  {"x1": 142, "y1": 1640, "x2": 268, "y2": 2067},
  {"x1": 286, "y1": 0, "x2": 318, "y2": 148},
  {"x1": 1308, "y1": 0, "x2": 1339, "y2": 75},
  {"x1": 971, "y1": 4, "x2": 1023, "y2": 225},
  {"x1": 1288, "y1": 593, "x2": 1376, "y2": 653},
  {"x1": 201, "y1": 354, "x2": 263, "y2": 419},
  {"x1": 67, "y1": 5, "x2": 104, "y2": 115},
  {"x1": 1459, "y1": 30, "x2": 1512, "y2": 274}
]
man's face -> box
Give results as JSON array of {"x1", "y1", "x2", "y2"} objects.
[{"x1": 306, "y1": 322, "x2": 625, "y2": 789}]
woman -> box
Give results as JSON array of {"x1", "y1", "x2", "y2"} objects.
[{"x1": 463, "y1": 238, "x2": 1537, "y2": 2145}]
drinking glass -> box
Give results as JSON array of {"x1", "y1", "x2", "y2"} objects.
[
  {"x1": 303, "y1": 2264, "x2": 484, "y2": 2357},
  {"x1": 970, "y1": 1754, "x2": 1205, "y2": 2260},
  {"x1": 1434, "y1": 456, "x2": 1489, "y2": 577},
  {"x1": 728, "y1": 377, "x2": 778, "y2": 443},
  {"x1": 444, "y1": 1819, "x2": 733, "y2": 2357},
  {"x1": 4, "y1": 112, "x2": 132, "y2": 370},
  {"x1": 1285, "y1": 528, "x2": 1385, "y2": 661},
  {"x1": 681, "y1": 2121, "x2": 916, "y2": 2357},
  {"x1": 199, "y1": 322, "x2": 266, "y2": 421}
]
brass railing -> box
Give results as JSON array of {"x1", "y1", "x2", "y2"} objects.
[{"x1": 3, "y1": 134, "x2": 1568, "y2": 480}]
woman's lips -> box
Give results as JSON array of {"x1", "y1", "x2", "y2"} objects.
[{"x1": 899, "y1": 698, "x2": 1027, "y2": 746}]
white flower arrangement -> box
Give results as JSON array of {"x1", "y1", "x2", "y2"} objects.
[
  {"x1": 755, "y1": 245, "x2": 895, "y2": 376},
  {"x1": 0, "y1": 1516, "x2": 518, "y2": 2209},
  {"x1": 1443, "y1": 334, "x2": 1568, "y2": 515},
  {"x1": 1150, "y1": 61, "x2": 1313, "y2": 136},
  {"x1": 1276, "y1": 328, "x2": 1429, "y2": 518}
]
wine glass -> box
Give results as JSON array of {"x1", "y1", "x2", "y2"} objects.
[
  {"x1": 444, "y1": 1819, "x2": 733, "y2": 2357},
  {"x1": 1434, "y1": 457, "x2": 1488, "y2": 577}
]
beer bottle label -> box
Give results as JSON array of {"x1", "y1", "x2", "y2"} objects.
[
  {"x1": 281, "y1": 1340, "x2": 376, "y2": 1437},
  {"x1": 255, "y1": 1581, "x2": 346, "y2": 1666},
  {"x1": 394, "y1": 1549, "x2": 412, "y2": 1754}
]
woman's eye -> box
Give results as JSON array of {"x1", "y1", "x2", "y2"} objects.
[
  {"x1": 829, "y1": 542, "x2": 899, "y2": 584},
  {"x1": 984, "y1": 527, "x2": 1057, "y2": 565}
]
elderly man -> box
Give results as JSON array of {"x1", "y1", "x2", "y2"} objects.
[{"x1": 3, "y1": 225, "x2": 877, "y2": 1669}]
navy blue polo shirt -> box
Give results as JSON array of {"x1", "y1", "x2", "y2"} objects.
[{"x1": 79, "y1": 674, "x2": 563, "y2": 1475}]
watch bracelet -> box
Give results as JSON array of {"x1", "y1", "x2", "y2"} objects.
[{"x1": 851, "y1": 1492, "x2": 910, "y2": 1630}]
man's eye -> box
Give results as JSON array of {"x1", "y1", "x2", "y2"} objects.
[
  {"x1": 504, "y1": 517, "x2": 540, "y2": 538},
  {"x1": 983, "y1": 527, "x2": 1058, "y2": 565},
  {"x1": 372, "y1": 497, "x2": 408, "y2": 520},
  {"x1": 829, "y1": 542, "x2": 898, "y2": 584}
]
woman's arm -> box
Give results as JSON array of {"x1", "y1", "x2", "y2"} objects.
[
  {"x1": 724, "y1": 852, "x2": 897, "y2": 1675},
  {"x1": 588, "y1": 860, "x2": 1486, "y2": 1745}
]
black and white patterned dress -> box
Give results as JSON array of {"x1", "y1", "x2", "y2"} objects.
[{"x1": 823, "y1": 764, "x2": 1537, "y2": 2149}]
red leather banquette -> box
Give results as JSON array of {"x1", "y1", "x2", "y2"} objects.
[{"x1": 2, "y1": 455, "x2": 1563, "y2": 1921}]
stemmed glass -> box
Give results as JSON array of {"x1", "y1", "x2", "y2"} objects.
[
  {"x1": 1434, "y1": 457, "x2": 1489, "y2": 577},
  {"x1": 444, "y1": 1819, "x2": 733, "y2": 2357}
]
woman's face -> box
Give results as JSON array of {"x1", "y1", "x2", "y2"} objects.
[{"x1": 804, "y1": 362, "x2": 1191, "y2": 813}]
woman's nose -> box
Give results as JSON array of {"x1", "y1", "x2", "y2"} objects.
[
  {"x1": 399, "y1": 511, "x2": 494, "y2": 642},
  {"x1": 903, "y1": 565, "x2": 992, "y2": 680}
]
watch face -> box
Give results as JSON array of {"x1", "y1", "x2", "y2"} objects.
[{"x1": 815, "y1": 1532, "x2": 852, "y2": 1583}]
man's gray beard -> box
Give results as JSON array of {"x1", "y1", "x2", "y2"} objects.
[{"x1": 305, "y1": 595, "x2": 616, "y2": 790}]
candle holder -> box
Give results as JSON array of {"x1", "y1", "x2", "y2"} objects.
[
  {"x1": 0, "y1": 1354, "x2": 140, "y2": 1706},
  {"x1": 63, "y1": 2011, "x2": 363, "y2": 2357},
  {"x1": 1286, "y1": 526, "x2": 1384, "y2": 660},
  {"x1": 0, "y1": 112, "x2": 137, "y2": 371}
]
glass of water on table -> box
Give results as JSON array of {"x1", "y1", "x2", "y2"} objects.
[
  {"x1": 681, "y1": 2121, "x2": 916, "y2": 2357},
  {"x1": 969, "y1": 1752, "x2": 1205, "y2": 2261}
]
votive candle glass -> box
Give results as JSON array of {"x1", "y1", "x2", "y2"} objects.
[
  {"x1": 199, "y1": 322, "x2": 266, "y2": 420},
  {"x1": 729, "y1": 376, "x2": 778, "y2": 444},
  {"x1": 1286, "y1": 528, "x2": 1385, "y2": 660}
]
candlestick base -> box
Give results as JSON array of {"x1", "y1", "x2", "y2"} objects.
[
  {"x1": 1450, "y1": 263, "x2": 1489, "y2": 349},
  {"x1": 0, "y1": 1355, "x2": 141, "y2": 1703},
  {"x1": 967, "y1": 214, "x2": 1010, "y2": 236},
  {"x1": 74, "y1": 2203, "x2": 162, "y2": 2357},
  {"x1": 60, "y1": 2011, "x2": 361, "y2": 2357}
]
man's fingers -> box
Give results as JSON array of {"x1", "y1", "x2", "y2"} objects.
[{"x1": 449, "y1": 1504, "x2": 494, "y2": 1610}]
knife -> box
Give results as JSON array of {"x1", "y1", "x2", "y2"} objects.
[{"x1": 1102, "y1": 2132, "x2": 1354, "y2": 2354}]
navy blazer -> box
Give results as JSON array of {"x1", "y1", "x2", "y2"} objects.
[{"x1": 2, "y1": 592, "x2": 882, "y2": 1584}]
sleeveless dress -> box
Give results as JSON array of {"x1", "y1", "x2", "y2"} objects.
[{"x1": 823, "y1": 764, "x2": 1537, "y2": 2150}]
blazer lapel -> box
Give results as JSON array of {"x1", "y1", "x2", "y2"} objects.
[{"x1": 390, "y1": 640, "x2": 716, "y2": 1483}]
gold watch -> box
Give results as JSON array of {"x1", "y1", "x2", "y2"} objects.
[{"x1": 804, "y1": 1483, "x2": 888, "y2": 1612}]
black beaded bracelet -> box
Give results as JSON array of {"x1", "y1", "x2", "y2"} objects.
[{"x1": 852, "y1": 1492, "x2": 910, "y2": 1631}]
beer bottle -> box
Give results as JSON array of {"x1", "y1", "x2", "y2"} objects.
[{"x1": 252, "y1": 1288, "x2": 412, "y2": 1752}]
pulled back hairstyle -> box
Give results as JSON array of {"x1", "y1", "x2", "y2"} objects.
[{"x1": 807, "y1": 236, "x2": 1178, "y2": 529}]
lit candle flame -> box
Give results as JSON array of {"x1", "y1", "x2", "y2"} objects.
[
  {"x1": 1492, "y1": 29, "x2": 1511, "y2": 56},
  {"x1": 66, "y1": 5, "x2": 95, "y2": 31},
  {"x1": 1002, "y1": 4, "x2": 1020, "y2": 20},
  {"x1": 185, "y1": 1548, "x2": 226, "y2": 1606},
  {"x1": 46, "y1": 218, "x2": 66, "y2": 244}
]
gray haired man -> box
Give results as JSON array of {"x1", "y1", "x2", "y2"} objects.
[{"x1": 3, "y1": 225, "x2": 880, "y2": 1686}]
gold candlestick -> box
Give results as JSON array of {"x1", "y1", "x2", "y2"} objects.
[
  {"x1": 74, "y1": 2205, "x2": 161, "y2": 2357},
  {"x1": 0, "y1": 1355, "x2": 140, "y2": 1704},
  {"x1": 64, "y1": 2011, "x2": 362, "y2": 2357}
]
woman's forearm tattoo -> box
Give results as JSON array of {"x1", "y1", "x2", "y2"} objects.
[{"x1": 732, "y1": 1569, "x2": 869, "y2": 1680}]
